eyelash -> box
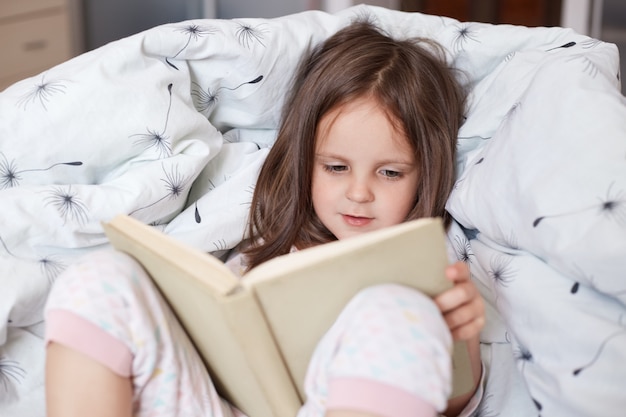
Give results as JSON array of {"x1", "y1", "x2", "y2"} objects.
[
  {"x1": 322, "y1": 165, "x2": 403, "y2": 179},
  {"x1": 322, "y1": 164, "x2": 347, "y2": 173}
]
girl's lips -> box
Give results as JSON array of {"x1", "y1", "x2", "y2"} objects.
[{"x1": 342, "y1": 214, "x2": 373, "y2": 227}]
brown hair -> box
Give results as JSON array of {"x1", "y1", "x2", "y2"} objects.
[{"x1": 244, "y1": 20, "x2": 466, "y2": 269}]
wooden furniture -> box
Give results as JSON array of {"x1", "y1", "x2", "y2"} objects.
[
  {"x1": 0, "y1": 0, "x2": 82, "y2": 90},
  {"x1": 401, "y1": 0, "x2": 562, "y2": 27}
]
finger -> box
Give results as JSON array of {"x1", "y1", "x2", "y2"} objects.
[
  {"x1": 445, "y1": 262, "x2": 468, "y2": 283},
  {"x1": 449, "y1": 316, "x2": 485, "y2": 341},
  {"x1": 442, "y1": 297, "x2": 484, "y2": 330},
  {"x1": 435, "y1": 281, "x2": 477, "y2": 313}
]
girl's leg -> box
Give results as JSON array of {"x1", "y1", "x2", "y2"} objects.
[
  {"x1": 45, "y1": 249, "x2": 238, "y2": 417},
  {"x1": 298, "y1": 284, "x2": 453, "y2": 417}
]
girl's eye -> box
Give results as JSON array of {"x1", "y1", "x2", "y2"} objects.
[
  {"x1": 380, "y1": 169, "x2": 402, "y2": 178},
  {"x1": 323, "y1": 164, "x2": 348, "y2": 173}
]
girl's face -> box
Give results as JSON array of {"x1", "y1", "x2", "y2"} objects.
[{"x1": 311, "y1": 96, "x2": 419, "y2": 240}]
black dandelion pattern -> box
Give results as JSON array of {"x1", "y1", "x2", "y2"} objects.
[
  {"x1": 581, "y1": 39, "x2": 602, "y2": 49},
  {"x1": 547, "y1": 41, "x2": 576, "y2": 51},
  {"x1": 453, "y1": 235, "x2": 474, "y2": 264},
  {"x1": 166, "y1": 24, "x2": 216, "y2": 70},
  {"x1": 194, "y1": 200, "x2": 202, "y2": 223},
  {"x1": 235, "y1": 22, "x2": 268, "y2": 49},
  {"x1": 0, "y1": 357, "x2": 26, "y2": 392},
  {"x1": 39, "y1": 255, "x2": 66, "y2": 283},
  {"x1": 191, "y1": 75, "x2": 263, "y2": 114},
  {"x1": 44, "y1": 185, "x2": 89, "y2": 225},
  {"x1": 129, "y1": 164, "x2": 191, "y2": 216},
  {"x1": 488, "y1": 254, "x2": 515, "y2": 288},
  {"x1": 131, "y1": 83, "x2": 174, "y2": 158},
  {"x1": 533, "y1": 182, "x2": 626, "y2": 227},
  {"x1": 567, "y1": 55, "x2": 599, "y2": 78},
  {"x1": 498, "y1": 230, "x2": 520, "y2": 252},
  {"x1": 0, "y1": 153, "x2": 82, "y2": 189},
  {"x1": 514, "y1": 343, "x2": 534, "y2": 369},
  {"x1": 452, "y1": 23, "x2": 481, "y2": 53},
  {"x1": 573, "y1": 329, "x2": 626, "y2": 376},
  {"x1": 504, "y1": 51, "x2": 517, "y2": 62},
  {"x1": 239, "y1": 184, "x2": 255, "y2": 208},
  {"x1": 504, "y1": 102, "x2": 522, "y2": 121},
  {"x1": 17, "y1": 75, "x2": 68, "y2": 111},
  {"x1": 0, "y1": 154, "x2": 19, "y2": 189},
  {"x1": 212, "y1": 239, "x2": 228, "y2": 252}
]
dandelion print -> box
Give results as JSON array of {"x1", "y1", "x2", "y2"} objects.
[
  {"x1": 131, "y1": 83, "x2": 174, "y2": 158},
  {"x1": 504, "y1": 51, "x2": 516, "y2": 62},
  {"x1": 194, "y1": 201, "x2": 202, "y2": 223},
  {"x1": 573, "y1": 329, "x2": 626, "y2": 376},
  {"x1": 212, "y1": 239, "x2": 227, "y2": 252},
  {"x1": 166, "y1": 23, "x2": 216, "y2": 70},
  {"x1": 546, "y1": 41, "x2": 576, "y2": 51},
  {"x1": 567, "y1": 55, "x2": 599, "y2": 78},
  {"x1": 504, "y1": 102, "x2": 522, "y2": 121},
  {"x1": 129, "y1": 164, "x2": 191, "y2": 216},
  {"x1": 240, "y1": 184, "x2": 255, "y2": 208},
  {"x1": 191, "y1": 75, "x2": 263, "y2": 113},
  {"x1": 514, "y1": 343, "x2": 534, "y2": 372},
  {"x1": 533, "y1": 182, "x2": 626, "y2": 227},
  {"x1": 453, "y1": 235, "x2": 474, "y2": 264},
  {"x1": 0, "y1": 152, "x2": 83, "y2": 189},
  {"x1": 498, "y1": 230, "x2": 520, "y2": 252},
  {"x1": 0, "y1": 357, "x2": 26, "y2": 392},
  {"x1": 488, "y1": 254, "x2": 515, "y2": 288},
  {"x1": 17, "y1": 75, "x2": 67, "y2": 111},
  {"x1": 452, "y1": 23, "x2": 480, "y2": 53},
  {"x1": 0, "y1": 154, "x2": 19, "y2": 189},
  {"x1": 44, "y1": 185, "x2": 89, "y2": 225},
  {"x1": 40, "y1": 255, "x2": 66, "y2": 283},
  {"x1": 235, "y1": 22, "x2": 268, "y2": 48},
  {"x1": 581, "y1": 39, "x2": 601, "y2": 49}
]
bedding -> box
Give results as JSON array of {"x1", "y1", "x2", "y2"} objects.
[{"x1": 1, "y1": 5, "x2": 625, "y2": 416}]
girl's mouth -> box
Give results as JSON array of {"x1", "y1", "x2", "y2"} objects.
[{"x1": 342, "y1": 214, "x2": 373, "y2": 227}]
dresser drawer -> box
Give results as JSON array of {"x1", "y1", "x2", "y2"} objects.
[
  {"x1": 0, "y1": 0, "x2": 66, "y2": 20},
  {"x1": 0, "y1": 11, "x2": 71, "y2": 83}
]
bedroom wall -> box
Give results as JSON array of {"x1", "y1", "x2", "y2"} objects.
[
  {"x1": 82, "y1": 0, "x2": 205, "y2": 50},
  {"x1": 601, "y1": 0, "x2": 626, "y2": 95}
]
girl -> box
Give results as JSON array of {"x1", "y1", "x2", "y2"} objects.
[{"x1": 45, "y1": 21, "x2": 484, "y2": 417}]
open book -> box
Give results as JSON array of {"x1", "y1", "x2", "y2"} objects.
[{"x1": 102, "y1": 215, "x2": 474, "y2": 417}]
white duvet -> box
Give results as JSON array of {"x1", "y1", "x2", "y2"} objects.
[{"x1": 0, "y1": 5, "x2": 624, "y2": 416}]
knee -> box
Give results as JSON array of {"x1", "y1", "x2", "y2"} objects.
[
  {"x1": 48, "y1": 249, "x2": 147, "y2": 304},
  {"x1": 351, "y1": 284, "x2": 442, "y2": 316},
  {"x1": 342, "y1": 284, "x2": 452, "y2": 345}
]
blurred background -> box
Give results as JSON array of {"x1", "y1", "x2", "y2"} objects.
[{"x1": 1, "y1": 0, "x2": 624, "y2": 93}]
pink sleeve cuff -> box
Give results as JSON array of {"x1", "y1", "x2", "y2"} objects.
[
  {"x1": 46, "y1": 309, "x2": 133, "y2": 377},
  {"x1": 326, "y1": 377, "x2": 437, "y2": 417}
]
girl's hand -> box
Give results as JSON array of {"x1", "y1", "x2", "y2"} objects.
[{"x1": 434, "y1": 262, "x2": 484, "y2": 341}]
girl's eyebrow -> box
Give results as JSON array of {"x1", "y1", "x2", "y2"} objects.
[{"x1": 315, "y1": 152, "x2": 415, "y2": 166}]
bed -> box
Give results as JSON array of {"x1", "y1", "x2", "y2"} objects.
[{"x1": 1, "y1": 5, "x2": 625, "y2": 416}]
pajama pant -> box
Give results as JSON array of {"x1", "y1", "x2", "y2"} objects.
[{"x1": 45, "y1": 249, "x2": 467, "y2": 417}]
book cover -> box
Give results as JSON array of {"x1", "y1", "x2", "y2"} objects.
[{"x1": 102, "y1": 215, "x2": 473, "y2": 417}]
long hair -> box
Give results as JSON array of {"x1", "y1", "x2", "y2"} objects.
[{"x1": 245, "y1": 20, "x2": 466, "y2": 269}]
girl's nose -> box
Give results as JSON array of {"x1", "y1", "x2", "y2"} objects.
[{"x1": 346, "y1": 177, "x2": 374, "y2": 203}]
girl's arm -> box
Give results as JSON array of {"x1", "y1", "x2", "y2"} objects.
[
  {"x1": 46, "y1": 342, "x2": 133, "y2": 417},
  {"x1": 435, "y1": 262, "x2": 485, "y2": 417}
]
